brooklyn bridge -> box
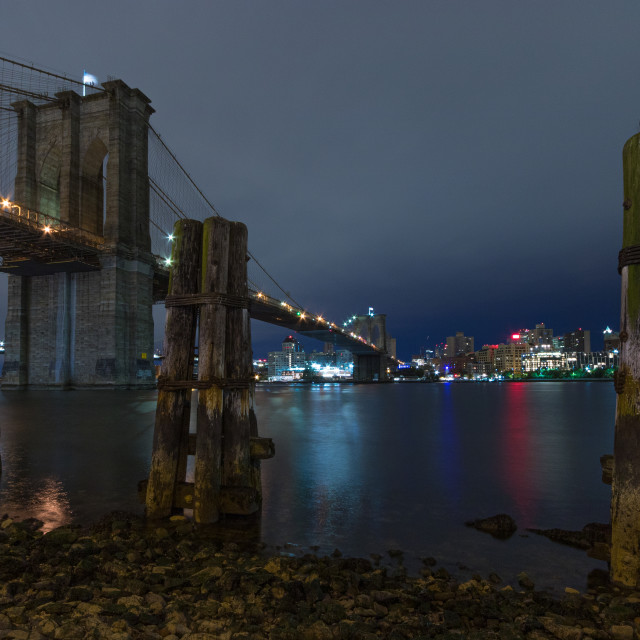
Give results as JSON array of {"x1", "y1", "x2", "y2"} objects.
[{"x1": 0, "y1": 56, "x2": 394, "y2": 387}]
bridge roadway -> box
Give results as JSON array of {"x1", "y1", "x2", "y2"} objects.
[
  {"x1": 248, "y1": 292, "x2": 385, "y2": 356},
  {"x1": 0, "y1": 203, "x2": 389, "y2": 358}
]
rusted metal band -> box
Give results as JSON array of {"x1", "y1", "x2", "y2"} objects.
[
  {"x1": 157, "y1": 376, "x2": 254, "y2": 391},
  {"x1": 618, "y1": 246, "x2": 640, "y2": 274},
  {"x1": 165, "y1": 292, "x2": 249, "y2": 309}
]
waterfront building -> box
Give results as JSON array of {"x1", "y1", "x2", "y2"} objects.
[
  {"x1": 521, "y1": 351, "x2": 569, "y2": 372},
  {"x1": 268, "y1": 335, "x2": 307, "y2": 380},
  {"x1": 474, "y1": 344, "x2": 499, "y2": 375},
  {"x1": 494, "y1": 343, "x2": 529, "y2": 374},
  {"x1": 574, "y1": 351, "x2": 619, "y2": 370},
  {"x1": 267, "y1": 336, "x2": 354, "y2": 380}
]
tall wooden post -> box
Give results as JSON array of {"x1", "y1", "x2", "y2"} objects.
[
  {"x1": 194, "y1": 217, "x2": 230, "y2": 523},
  {"x1": 612, "y1": 133, "x2": 640, "y2": 586},
  {"x1": 222, "y1": 222, "x2": 253, "y2": 490},
  {"x1": 143, "y1": 217, "x2": 273, "y2": 520},
  {"x1": 146, "y1": 219, "x2": 201, "y2": 519}
]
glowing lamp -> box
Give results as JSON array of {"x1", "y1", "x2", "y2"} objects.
[{"x1": 43, "y1": 225, "x2": 52, "y2": 233}]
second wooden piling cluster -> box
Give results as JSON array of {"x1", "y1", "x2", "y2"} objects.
[{"x1": 143, "y1": 217, "x2": 274, "y2": 523}]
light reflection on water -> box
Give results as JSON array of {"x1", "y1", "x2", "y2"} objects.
[{"x1": 0, "y1": 382, "x2": 615, "y2": 591}]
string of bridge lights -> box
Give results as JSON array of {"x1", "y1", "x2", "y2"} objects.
[
  {"x1": 2, "y1": 198, "x2": 53, "y2": 233},
  {"x1": 161, "y1": 231, "x2": 379, "y2": 350}
]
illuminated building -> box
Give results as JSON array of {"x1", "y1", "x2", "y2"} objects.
[
  {"x1": 474, "y1": 344, "x2": 499, "y2": 374},
  {"x1": 494, "y1": 343, "x2": 529, "y2": 374},
  {"x1": 604, "y1": 327, "x2": 620, "y2": 352},
  {"x1": 268, "y1": 335, "x2": 307, "y2": 380},
  {"x1": 516, "y1": 323, "x2": 553, "y2": 350},
  {"x1": 522, "y1": 351, "x2": 569, "y2": 372},
  {"x1": 444, "y1": 332, "x2": 474, "y2": 357},
  {"x1": 563, "y1": 328, "x2": 591, "y2": 354}
]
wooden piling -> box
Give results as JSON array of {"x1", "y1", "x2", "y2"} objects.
[
  {"x1": 145, "y1": 219, "x2": 202, "y2": 519},
  {"x1": 222, "y1": 222, "x2": 254, "y2": 496},
  {"x1": 612, "y1": 132, "x2": 640, "y2": 586},
  {"x1": 194, "y1": 217, "x2": 230, "y2": 523}
]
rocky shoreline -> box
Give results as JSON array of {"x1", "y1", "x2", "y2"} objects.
[{"x1": 0, "y1": 512, "x2": 636, "y2": 639}]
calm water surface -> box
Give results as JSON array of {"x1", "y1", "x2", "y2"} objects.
[{"x1": 0, "y1": 381, "x2": 615, "y2": 591}]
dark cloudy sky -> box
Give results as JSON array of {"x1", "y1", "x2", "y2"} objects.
[{"x1": 1, "y1": 1, "x2": 639, "y2": 359}]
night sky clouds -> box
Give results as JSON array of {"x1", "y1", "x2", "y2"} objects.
[{"x1": 0, "y1": 1, "x2": 638, "y2": 357}]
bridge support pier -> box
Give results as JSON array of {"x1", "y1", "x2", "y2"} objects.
[
  {"x1": 2, "y1": 257, "x2": 155, "y2": 388},
  {"x1": 353, "y1": 353, "x2": 388, "y2": 382}
]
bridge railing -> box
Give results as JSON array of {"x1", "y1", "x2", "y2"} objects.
[{"x1": 0, "y1": 200, "x2": 104, "y2": 250}]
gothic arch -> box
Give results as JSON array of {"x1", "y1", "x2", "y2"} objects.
[
  {"x1": 80, "y1": 137, "x2": 109, "y2": 235},
  {"x1": 37, "y1": 142, "x2": 61, "y2": 217}
]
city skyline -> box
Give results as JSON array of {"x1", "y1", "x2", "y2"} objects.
[
  {"x1": 1, "y1": 2, "x2": 639, "y2": 361},
  {"x1": 251, "y1": 320, "x2": 616, "y2": 362}
]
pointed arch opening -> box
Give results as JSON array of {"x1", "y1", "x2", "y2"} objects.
[
  {"x1": 38, "y1": 145, "x2": 61, "y2": 218},
  {"x1": 81, "y1": 138, "x2": 108, "y2": 236}
]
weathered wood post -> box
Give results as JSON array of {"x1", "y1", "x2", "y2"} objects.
[
  {"x1": 143, "y1": 216, "x2": 273, "y2": 520},
  {"x1": 612, "y1": 132, "x2": 640, "y2": 586},
  {"x1": 145, "y1": 219, "x2": 202, "y2": 519},
  {"x1": 221, "y1": 222, "x2": 256, "y2": 511},
  {"x1": 194, "y1": 217, "x2": 230, "y2": 523}
]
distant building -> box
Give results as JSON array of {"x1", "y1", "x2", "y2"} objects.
[
  {"x1": 494, "y1": 343, "x2": 529, "y2": 374},
  {"x1": 444, "y1": 332, "x2": 474, "y2": 357},
  {"x1": 474, "y1": 344, "x2": 499, "y2": 375},
  {"x1": 603, "y1": 327, "x2": 620, "y2": 352},
  {"x1": 575, "y1": 351, "x2": 619, "y2": 369},
  {"x1": 522, "y1": 351, "x2": 568, "y2": 372},
  {"x1": 268, "y1": 335, "x2": 307, "y2": 380},
  {"x1": 564, "y1": 328, "x2": 591, "y2": 354},
  {"x1": 516, "y1": 323, "x2": 553, "y2": 350}
]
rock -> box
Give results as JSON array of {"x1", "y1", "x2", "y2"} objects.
[
  {"x1": 42, "y1": 527, "x2": 79, "y2": 547},
  {"x1": 610, "y1": 625, "x2": 634, "y2": 640},
  {"x1": 465, "y1": 513, "x2": 517, "y2": 539},
  {"x1": 539, "y1": 616, "x2": 584, "y2": 640},
  {"x1": 527, "y1": 522, "x2": 611, "y2": 553},
  {"x1": 517, "y1": 571, "x2": 535, "y2": 590}
]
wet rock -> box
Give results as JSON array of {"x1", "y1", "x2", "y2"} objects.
[
  {"x1": 41, "y1": 526, "x2": 79, "y2": 547},
  {"x1": 527, "y1": 522, "x2": 611, "y2": 553},
  {"x1": 517, "y1": 572, "x2": 535, "y2": 591},
  {"x1": 465, "y1": 513, "x2": 517, "y2": 539}
]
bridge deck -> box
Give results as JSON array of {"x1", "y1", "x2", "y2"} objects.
[
  {"x1": 0, "y1": 206, "x2": 102, "y2": 275},
  {"x1": 249, "y1": 295, "x2": 384, "y2": 355}
]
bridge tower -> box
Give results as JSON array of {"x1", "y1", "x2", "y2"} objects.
[
  {"x1": 2, "y1": 80, "x2": 156, "y2": 388},
  {"x1": 349, "y1": 311, "x2": 390, "y2": 381}
]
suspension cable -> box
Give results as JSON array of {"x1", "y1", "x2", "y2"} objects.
[
  {"x1": 0, "y1": 55, "x2": 106, "y2": 92},
  {"x1": 149, "y1": 178, "x2": 186, "y2": 220},
  {"x1": 149, "y1": 124, "x2": 221, "y2": 218}
]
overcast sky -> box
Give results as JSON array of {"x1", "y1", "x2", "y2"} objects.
[{"x1": 1, "y1": 1, "x2": 639, "y2": 359}]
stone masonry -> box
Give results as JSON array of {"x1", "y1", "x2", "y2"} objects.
[{"x1": 2, "y1": 80, "x2": 156, "y2": 388}]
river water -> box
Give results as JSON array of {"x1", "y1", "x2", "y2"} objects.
[{"x1": 0, "y1": 381, "x2": 615, "y2": 592}]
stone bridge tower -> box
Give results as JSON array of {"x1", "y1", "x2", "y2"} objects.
[
  {"x1": 2, "y1": 80, "x2": 155, "y2": 388},
  {"x1": 350, "y1": 312, "x2": 390, "y2": 381}
]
